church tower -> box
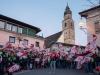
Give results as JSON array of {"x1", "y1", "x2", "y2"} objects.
[{"x1": 62, "y1": 3, "x2": 75, "y2": 44}]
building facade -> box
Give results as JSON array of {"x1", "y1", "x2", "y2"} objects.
[
  {"x1": 79, "y1": 5, "x2": 100, "y2": 46},
  {"x1": 0, "y1": 14, "x2": 45, "y2": 49}
]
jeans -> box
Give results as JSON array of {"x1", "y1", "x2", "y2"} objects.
[
  {"x1": 50, "y1": 61, "x2": 56, "y2": 72},
  {"x1": 85, "y1": 63, "x2": 89, "y2": 72},
  {"x1": 0, "y1": 63, "x2": 3, "y2": 75},
  {"x1": 66, "y1": 62, "x2": 69, "y2": 68},
  {"x1": 66, "y1": 62, "x2": 71, "y2": 69},
  {"x1": 63, "y1": 60, "x2": 66, "y2": 68},
  {"x1": 72, "y1": 62, "x2": 76, "y2": 69},
  {"x1": 89, "y1": 64, "x2": 93, "y2": 72},
  {"x1": 60, "y1": 60, "x2": 63, "y2": 68},
  {"x1": 98, "y1": 62, "x2": 100, "y2": 66},
  {"x1": 57, "y1": 60, "x2": 61, "y2": 68}
]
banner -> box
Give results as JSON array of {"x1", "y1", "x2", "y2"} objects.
[
  {"x1": 6, "y1": 64, "x2": 22, "y2": 73},
  {"x1": 2, "y1": 41, "x2": 12, "y2": 50},
  {"x1": 34, "y1": 58, "x2": 40, "y2": 61}
]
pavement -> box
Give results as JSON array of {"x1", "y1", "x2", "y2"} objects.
[
  {"x1": 93, "y1": 69, "x2": 99, "y2": 74},
  {"x1": 7, "y1": 68, "x2": 98, "y2": 75}
]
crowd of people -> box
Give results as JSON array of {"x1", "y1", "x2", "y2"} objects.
[{"x1": 0, "y1": 49, "x2": 100, "y2": 75}]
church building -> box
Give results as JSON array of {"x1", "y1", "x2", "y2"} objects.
[{"x1": 44, "y1": 3, "x2": 85, "y2": 52}]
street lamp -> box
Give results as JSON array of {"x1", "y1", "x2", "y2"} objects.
[{"x1": 78, "y1": 22, "x2": 87, "y2": 34}]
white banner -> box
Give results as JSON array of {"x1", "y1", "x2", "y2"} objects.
[{"x1": 7, "y1": 64, "x2": 21, "y2": 72}]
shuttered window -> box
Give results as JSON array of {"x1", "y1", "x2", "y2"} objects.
[
  {"x1": 28, "y1": 29, "x2": 35, "y2": 36},
  {"x1": 94, "y1": 21, "x2": 100, "y2": 34},
  {"x1": 22, "y1": 27, "x2": 27, "y2": 34}
]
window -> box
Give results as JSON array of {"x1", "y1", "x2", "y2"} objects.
[
  {"x1": 0, "y1": 21, "x2": 5, "y2": 28},
  {"x1": 94, "y1": 21, "x2": 100, "y2": 34},
  {"x1": 22, "y1": 27, "x2": 27, "y2": 34},
  {"x1": 35, "y1": 41, "x2": 39, "y2": 47},
  {"x1": 6, "y1": 23, "x2": 12, "y2": 30},
  {"x1": 71, "y1": 23, "x2": 72, "y2": 27},
  {"x1": 23, "y1": 39, "x2": 28, "y2": 45},
  {"x1": 18, "y1": 26, "x2": 22, "y2": 33},
  {"x1": 71, "y1": 23, "x2": 74, "y2": 29},
  {"x1": 12, "y1": 25, "x2": 17, "y2": 32},
  {"x1": 9, "y1": 36, "x2": 15, "y2": 43},
  {"x1": 28, "y1": 29, "x2": 35, "y2": 36},
  {"x1": 65, "y1": 23, "x2": 67, "y2": 27}
]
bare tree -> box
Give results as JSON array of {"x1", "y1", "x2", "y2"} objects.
[{"x1": 14, "y1": 33, "x2": 24, "y2": 50}]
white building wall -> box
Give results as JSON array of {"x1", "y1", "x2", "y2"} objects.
[
  {"x1": 57, "y1": 33, "x2": 64, "y2": 43},
  {"x1": 86, "y1": 10, "x2": 100, "y2": 46}
]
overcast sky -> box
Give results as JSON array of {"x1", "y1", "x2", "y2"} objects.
[{"x1": 0, "y1": 0, "x2": 99, "y2": 46}]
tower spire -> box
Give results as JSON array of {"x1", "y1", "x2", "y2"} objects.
[
  {"x1": 64, "y1": 2, "x2": 72, "y2": 16},
  {"x1": 67, "y1": 1, "x2": 68, "y2": 6}
]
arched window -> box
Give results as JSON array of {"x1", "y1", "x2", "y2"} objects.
[
  {"x1": 65, "y1": 23, "x2": 67, "y2": 27},
  {"x1": 71, "y1": 23, "x2": 73, "y2": 29},
  {"x1": 71, "y1": 23, "x2": 72, "y2": 27}
]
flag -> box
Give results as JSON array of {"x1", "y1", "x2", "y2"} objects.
[
  {"x1": 76, "y1": 46, "x2": 82, "y2": 54},
  {"x1": 22, "y1": 43, "x2": 28, "y2": 49},
  {"x1": 92, "y1": 34, "x2": 97, "y2": 42},
  {"x1": 76, "y1": 62, "x2": 82, "y2": 69},
  {"x1": 17, "y1": 52, "x2": 22, "y2": 56},
  {"x1": 85, "y1": 34, "x2": 97, "y2": 52},
  {"x1": 17, "y1": 51, "x2": 27, "y2": 58},
  {"x1": 75, "y1": 56, "x2": 84, "y2": 62},
  {"x1": 30, "y1": 44, "x2": 34, "y2": 48},
  {"x1": 41, "y1": 58, "x2": 46, "y2": 65},
  {"x1": 12, "y1": 46, "x2": 19, "y2": 51},
  {"x1": 81, "y1": 57, "x2": 91, "y2": 64},
  {"x1": 36, "y1": 47, "x2": 41, "y2": 52},
  {"x1": 70, "y1": 46, "x2": 77, "y2": 53},
  {"x1": 2, "y1": 41, "x2": 12, "y2": 50},
  {"x1": 75, "y1": 56, "x2": 84, "y2": 69},
  {"x1": 68, "y1": 46, "x2": 77, "y2": 58},
  {"x1": 58, "y1": 43, "x2": 63, "y2": 49},
  {"x1": 77, "y1": 51, "x2": 96, "y2": 57},
  {"x1": 6, "y1": 64, "x2": 22, "y2": 73},
  {"x1": 22, "y1": 51, "x2": 27, "y2": 58},
  {"x1": 34, "y1": 58, "x2": 40, "y2": 61}
]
